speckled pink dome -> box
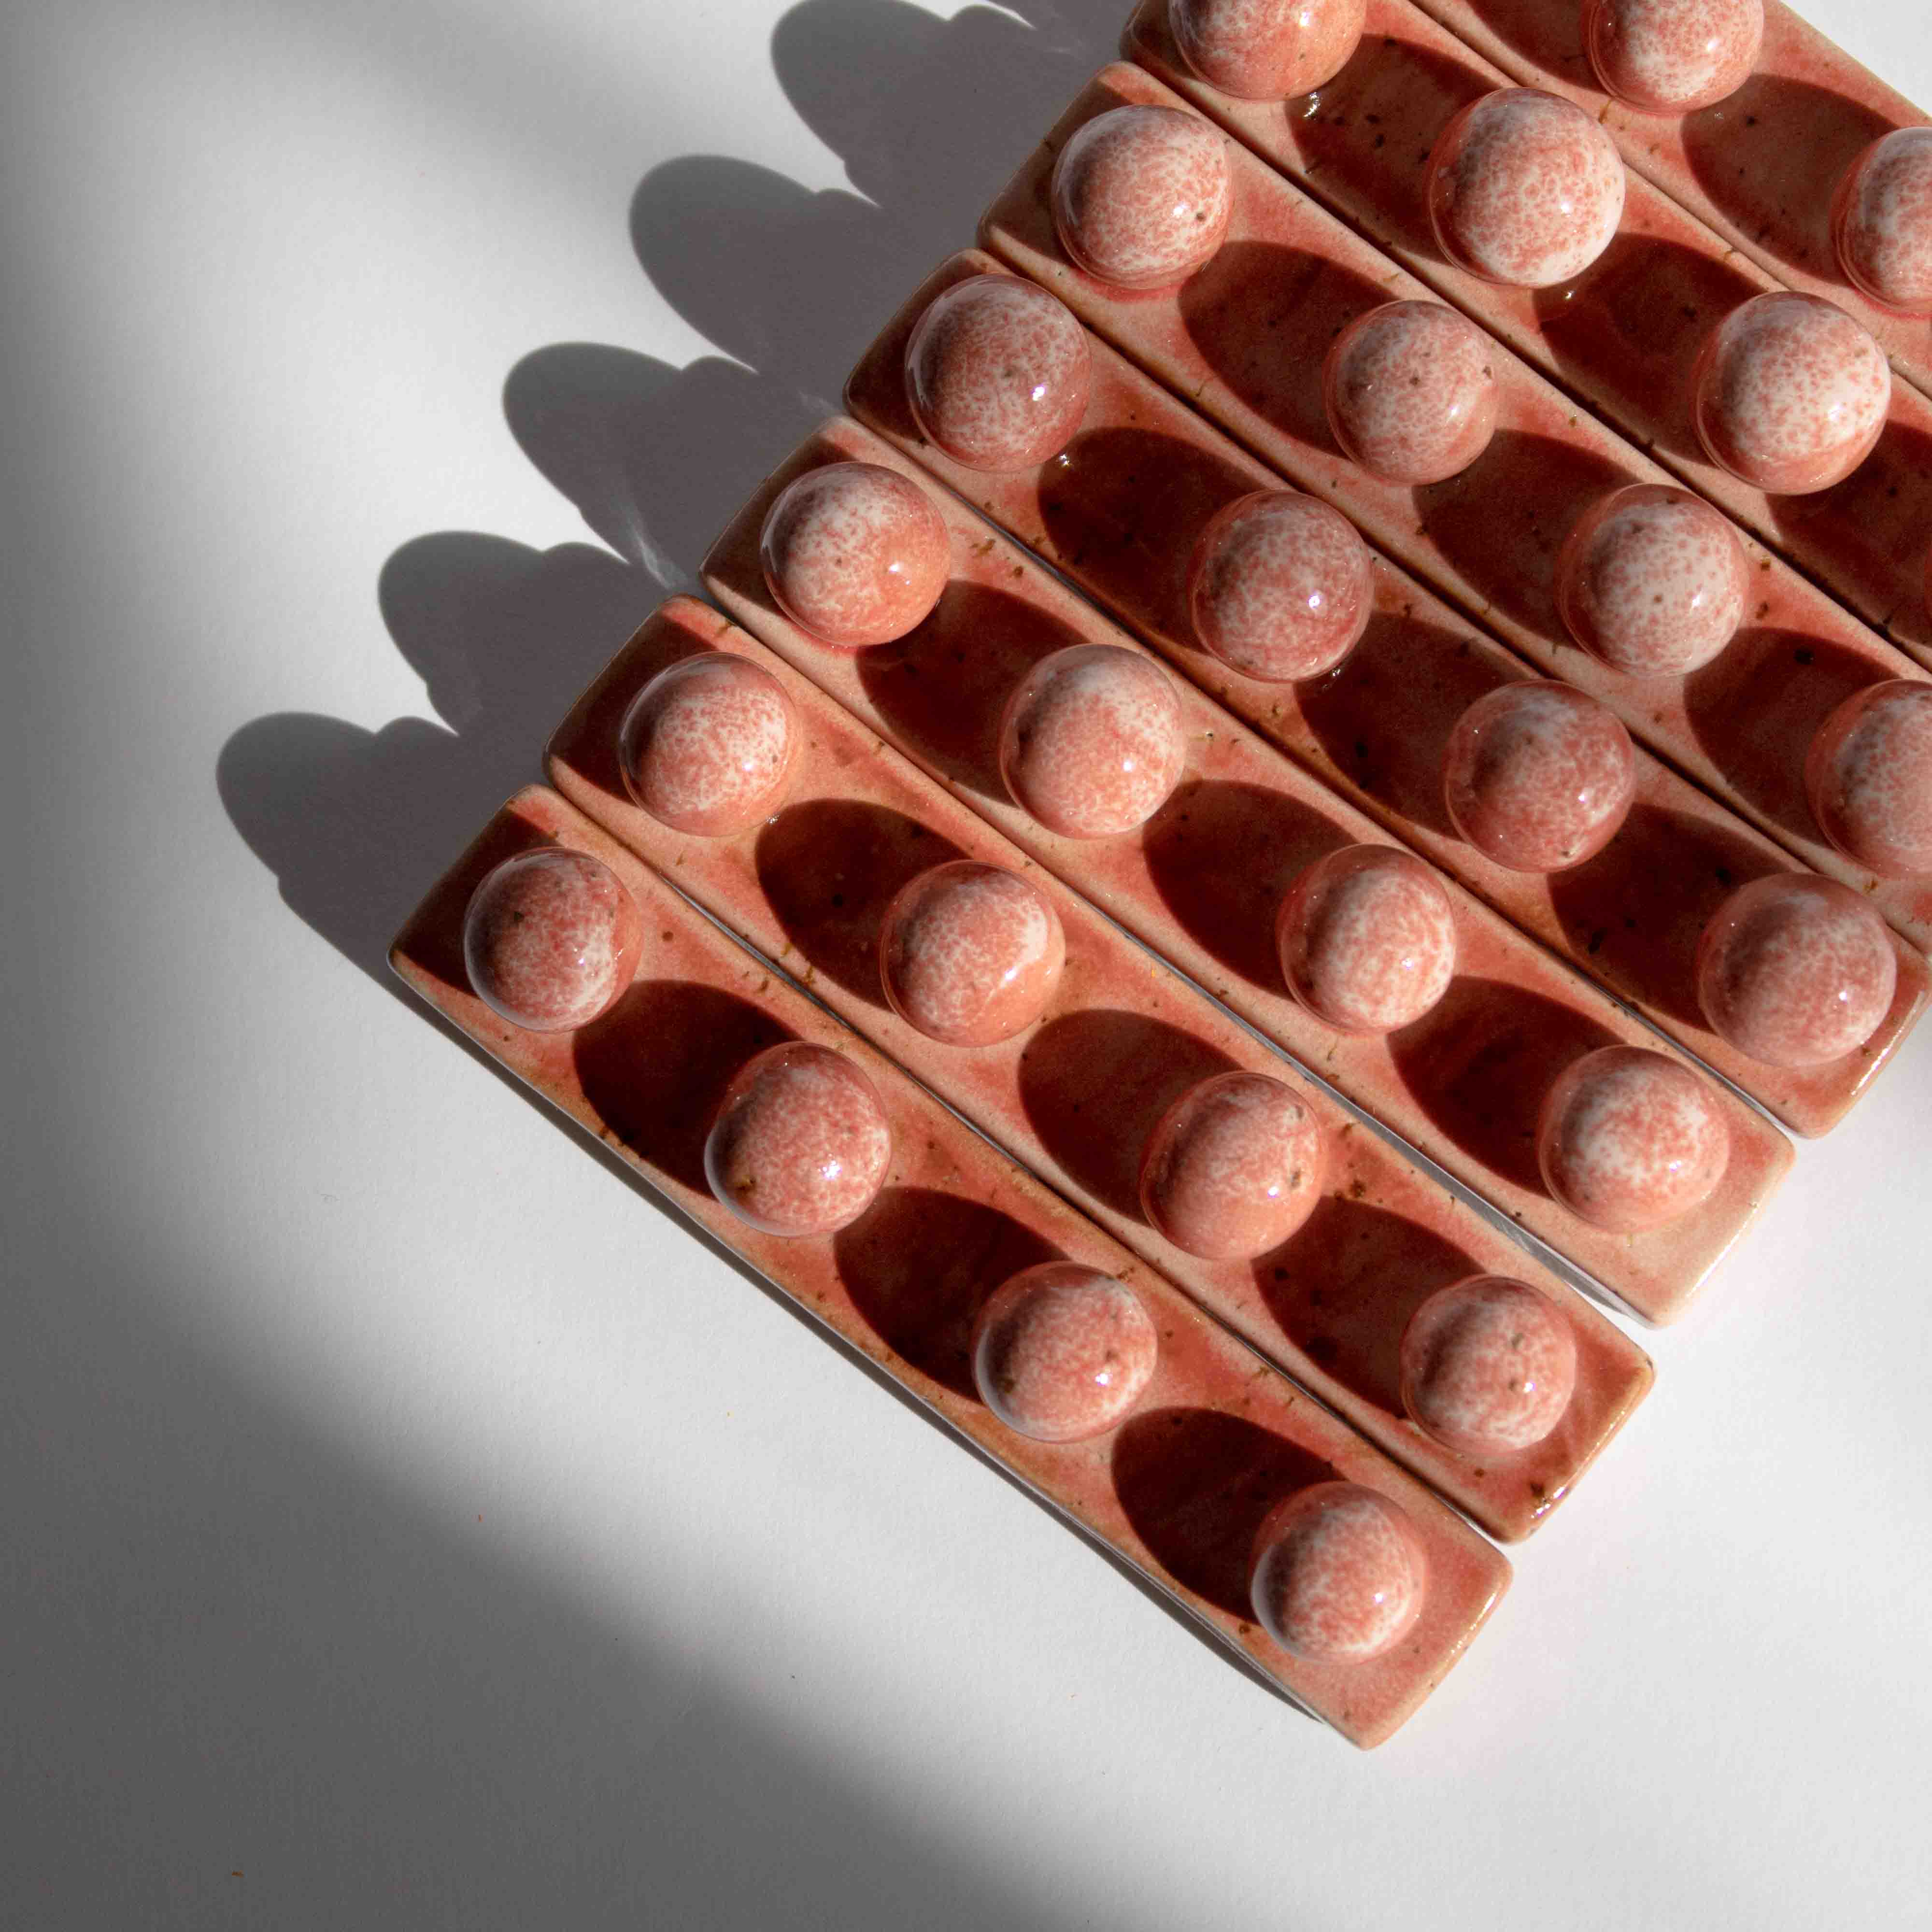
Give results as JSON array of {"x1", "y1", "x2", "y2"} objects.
[
  {"x1": 704, "y1": 1042, "x2": 894, "y2": 1237},
  {"x1": 1170, "y1": 0, "x2": 1367, "y2": 102},
  {"x1": 1443, "y1": 682, "x2": 1636, "y2": 873},
  {"x1": 1399, "y1": 1277, "x2": 1577, "y2": 1458},
  {"x1": 1582, "y1": 0, "x2": 1763, "y2": 114},
  {"x1": 998, "y1": 643, "x2": 1187, "y2": 838},
  {"x1": 618, "y1": 653, "x2": 800, "y2": 837},
  {"x1": 1138, "y1": 1070, "x2": 1326, "y2": 1261},
  {"x1": 1691, "y1": 293, "x2": 1891, "y2": 495},
  {"x1": 1050, "y1": 104, "x2": 1233, "y2": 291},
  {"x1": 1249, "y1": 1482, "x2": 1429, "y2": 1663},
  {"x1": 1832, "y1": 127, "x2": 1932, "y2": 317},
  {"x1": 1806, "y1": 680, "x2": 1932, "y2": 877},
  {"x1": 1186, "y1": 489, "x2": 1374, "y2": 682},
  {"x1": 971, "y1": 1263, "x2": 1158, "y2": 1442},
  {"x1": 1555, "y1": 483, "x2": 1748, "y2": 677},
  {"x1": 463, "y1": 848, "x2": 643, "y2": 1033},
  {"x1": 1695, "y1": 873, "x2": 1897, "y2": 1067},
  {"x1": 1425, "y1": 88, "x2": 1626, "y2": 288},
  {"x1": 759, "y1": 461, "x2": 951, "y2": 648},
  {"x1": 1322, "y1": 299, "x2": 1500, "y2": 485},
  {"x1": 1536, "y1": 1046, "x2": 1730, "y2": 1233},
  {"x1": 904, "y1": 274, "x2": 1092, "y2": 471}
]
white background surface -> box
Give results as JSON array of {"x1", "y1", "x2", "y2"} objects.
[{"x1": 4, "y1": 0, "x2": 1930, "y2": 1925}]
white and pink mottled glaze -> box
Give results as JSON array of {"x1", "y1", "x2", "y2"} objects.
[
  {"x1": 1185, "y1": 489, "x2": 1373, "y2": 681},
  {"x1": 1831, "y1": 128, "x2": 1932, "y2": 318},
  {"x1": 1805, "y1": 681, "x2": 1932, "y2": 878},
  {"x1": 1249, "y1": 1482, "x2": 1429, "y2": 1663},
  {"x1": 970, "y1": 1262, "x2": 1159, "y2": 1442},
  {"x1": 1695, "y1": 874, "x2": 1898, "y2": 1067},
  {"x1": 904, "y1": 274, "x2": 1093, "y2": 472},
  {"x1": 879, "y1": 861, "x2": 1066, "y2": 1047},
  {"x1": 1555, "y1": 483, "x2": 1748, "y2": 678},
  {"x1": 1442, "y1": 682, "x2": 1636, "y2": 873},
  {"x1": 1536, "y1": 1047, "x2": 1731, "y2": 1234},
  {"x1": 461, "y1": 848, "x2": 642, "y2": 1033},
  {"x1": 1690, "y1": 293, "x2": 1891, "y2": 495},
  {"x1": 759, "y1": 461, "x2": 951, "y2": 648},
  {"x1": 617, "y1": 653, "x2": 800, "y2": 837},
  {"x1": 1424, "y1": 88, "x2": 1625, "y2": 289},
  {"x1": 1049, "y1": 104, "x2": 1232, "y2": 291},
  {"x1": 1581, "y1": 0, "x2": 1763, "y2": 114},
  {"x1": 1399, "y1": 1278, "x2": 1578, "y2": 1458},
  {"x1": 703, "y1": 1041, "x2": 894, "y2": 1237},
  {"x1": 997, "y1": 643, "x2": 1187, "y2": 838},
  {"x1": 1321, "y1": 299, "x2": 1500, "y2": 485},
  {"x1": 1276, "y1": 844, "x2": 1457, "y2": 1034},
  {"x1": 1169, "y1": 0, "x2": 1367, "y2": 102},
  {"x1": 1137, "y1": 1069, "x2": 1326, "y2": 1261}
]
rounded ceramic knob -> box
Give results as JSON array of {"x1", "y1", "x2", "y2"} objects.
[
  {"x1": 998, "y1": 643, "x2": 1187, "y2": 838},
  {"x1": 1555, "y1": 483, "x2": 1748, "y2": 677},
  {"x1": 1582, "y1": 0, "x2": 1763, "y2": 114},
  {"x1": 1690, "y1": 292, "x2": 1890, "y2": 495},
  {"x1": 1442, "y1": 682, "x2": 1636, "y2": 873},
  {"x1": 1138, "y1": 1070, "x2": 1326, "y2": 1261},
  {"x1": 1536, "y1": 1045, "x2": 1731, "y2": 1233},
  {"x1": 971, "y1": 1263, "x2": 1159, "y2": 1442},
  {"x1": 1695, "y1": 874, "x2": 1896, "y2": 1067},
  {"x1": 879, "y1": 861, "x2": 1066, "y2": 1047},
  {"x1": 1805, "y1": 680, "x2": 1932, "y2": 877},
  {"x1": 1277, "y1": 844, "x2": 1458, "y2": 1034},
  {"x1": 1832, "y1": 128, "x2": 1932, "y2": 316},
  {"x1": 1424, "y1": 88, "x2": 1625, "y2": 288},
  {"x1": 618, "y1": 653, "x2": 800, "y2": 837},
  {"x1": 1399, "y1": 1277, "x2": 1577, "y2": 1458},
  {"x1": 1249, "y1": 1482, "x2": 1429, "y2": 1663},
  {"x1": 759, "y1": 461, "x2": 951, "y2": 648},
  {"x1": 1050, "y1": 104, "x2": 1233, "y2": 291},
  {"x1": 1186, "y1": 489, "x2": 1374, "y2": 682},
  {"x1": 704, "y1": 1042, "x2": 894, "y2": 1237},
  {"x1": 904, "y1": 273, "x2": 1092, "y2": 471},
  {"x1": 1322, "y1": 299, "x2": 1500, "y2": 485},
  {"x1": 1169, "y1": 0, "x2": 1368, "y2": 101},
  {"x1": 462, "y1": 848, "x2": 642, "y2": 1033}
]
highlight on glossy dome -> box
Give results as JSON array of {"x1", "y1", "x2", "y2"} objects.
[
  {"x1": 1399, "y1": 1277, "x2": 1578, "y2": 1458},
  {"x1": 703, "y1": 1041, "x2": 894, "y2": 1238},
  {"x1": 1050, "y1": 103, "x2": 1233, "y2": 291},
  {"x1": 1582, "y1": 0, "x2": 1763, "y2": 114},
  {"x1": 1138, "y1": 1069, "x2": 1326, "y2": 1261},
  {"x1": 1832, "y1": 128, "x2": 1932, "y2": 316},
  {"x1": 1277, "y1": 843, "x2": 1458, "y2": 1035},
  {"x1": 904, "y1": 273, "x2": 1092, "y2": 472},
  {"x1": 1536, "y1": 1045, "x2": 1730, "y2": 1233},
  {"x1": 1186, "y1": 489, "x2": 1374, "y2": 682},
  {"x1": 1690, "y1": 292, "x2": 1890, "y2": 495},
  {"x1": 1170, "y1": 0, "x2": 1368, "y2": 102},
  {"x1": 971, "y1": 1263, "x2": 1159, "y2": 1442},
  {"x1": 879, "y1": 860, "x2": 1066, "y2": 1048},
  {"x1": 1322, "y1": 299, "x2": 1500, "y2": 485},
  {"x1": 998, "y1": 643, "x2": 1187, "y2": 838},
  {"x1": 462, "y1": 847, "x2": 643, "y2": 1034},
  {"x1": 618, "y1": 653, "x2": 800, "y2": 838},
  {"x1": 1695, "y1": 873, "x2": 1897, "y2": 1068},
  {"x1": 1249, "y1": 1482, "x2": 1428, "y2": 1663},
  {"x1": 759, "y1": 461, "x2": 951, "y2": 648},
  {"x1": 1424, "y1": 88, "x2": 1625, "y2": 288},
  {"x1": 1804, "y1": 680, "x2": 1932, "y2": 878}
]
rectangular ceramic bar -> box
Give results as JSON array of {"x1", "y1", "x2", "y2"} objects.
[
  {"x1": 1122, "y1": 0, "x2": 1932, "y2": 668},
  {"x1": 389, "y1": 786, "x2": 1512, "y2": 1747},
  {"x1": 977, "y1": 65, "x2": 1932, "y2": 946},
  {"x1": 844, "y1": 249, "x2": 1932, "y2": 1135},
  {"x1": 549, "y1": 596, "x2": 1654, "y2": 1537},
  {"x1": 700, "y1": 416, "x2": 1792, "y2": 1321},
  {"x1": 1400, "y1": 0, "x2": 1932, "y2": 404}
]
